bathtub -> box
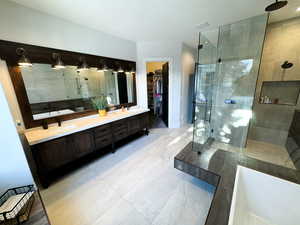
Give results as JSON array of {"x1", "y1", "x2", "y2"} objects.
[{"x1": 228, "y1": 166, "x2": 300, "y2": 225}]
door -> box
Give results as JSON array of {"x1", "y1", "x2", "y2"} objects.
[
  {"x1": 162, "y1": 62, "x2": 169, "y2": 127},
  {"x1": 193, "y1": 33, "x2": 217, "y2": 146},
  {"x1": 34, "y1": 137, "x2": 74, "y2": 171},
  {"x1": 117, "y1": 73, "x2": 128, "y2": 104},
  {"x1": 212, "y1": 15, "x2": 267, "y2": 148},
  {"x1": 72, "y1": 130, "x2": 95, "y2": 158}
]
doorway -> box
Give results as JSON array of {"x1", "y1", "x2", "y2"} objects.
[{"x1": 146, "y1": 61, "x2": 169, "y2": 128}]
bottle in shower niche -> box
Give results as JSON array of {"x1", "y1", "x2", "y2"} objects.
[{"x1": 260, "y1": 96, "x2": 264, "y2": 103}]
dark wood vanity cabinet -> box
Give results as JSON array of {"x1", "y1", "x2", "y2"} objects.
[
  {"x1": 128, "y1": 117, "x2": 141, "y2": 135},
  {"x1": 33, "y1": 130, "x2": 95, "y2": 172},
  {"x1": 93, "y1": 124, "x2": 113, "y2": 149},
  {"x1": 72, "y1": 130, "x2": 95, "y2": 158},
  {"x1": 31, "y1": 112, "x2": 149, "y2": 187},
  {"x1": 112, "y1": 119, "x2": 129, "y2": 141},
  {"x1": 33, "y1": 137, "x2": 73, "y2": 172}
]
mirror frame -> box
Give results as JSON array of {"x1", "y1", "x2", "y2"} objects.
[{"x1": 0, "y1": 40, "x2": 137, "y2": 129}]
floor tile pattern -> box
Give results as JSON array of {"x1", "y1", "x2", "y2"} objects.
[{"x1": 41, "y1": 126, "x2": 215, "y2": 225}]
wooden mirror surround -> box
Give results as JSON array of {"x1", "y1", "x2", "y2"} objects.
[{"x1": 0, "y1": 40, "x2": 136, "y2": 129}]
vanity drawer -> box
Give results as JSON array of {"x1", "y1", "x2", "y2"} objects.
[
  {"x1": 93, "y1": 124, "x2": 112, "y2": 138},
  {"x1": 114, "y1": 128, "x2": 128, "y2": 141},
  {"x1": 95, "y1": 134, "x2": 112, "y2": 149},
  {"x1": 112, "y1": 120, "x2": 128, "y2": 130}
]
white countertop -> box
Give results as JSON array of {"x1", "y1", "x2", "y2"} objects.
[{"x1": 24, "y1": 107, "x2": 150, "y2": 146}]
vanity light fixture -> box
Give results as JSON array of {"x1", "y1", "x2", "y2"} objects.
[
  {"x1": 52, "y1": 53, "x2": 65, "y2": 69},
  {"x1": 98, "y1": 60, "x2": 109, "y2": 72},
  {"x1": 130, "y1": 67, "x2": 135, "y2": 73},
  {"x1": 101, "y1": 59, "x2": 109, "y2": 72},
  {"x1": 16, "y1": 48, "x2": 32, "y2": 67},
  {"x1": 112, "y1": 63, "x2": 118, "y2": 73},
  {"x1": 97, "y1": 64, "x2": 104, "y2": 72},
  {"x1": 115, "y1": 63, "x2": 124, "y2": 73},
  {"x1": 297, "y1": 7, "x2": 300, "y2": 12},
  {"x1": 103, "y1": 64, "x2": 109, "y2": 72},
  {"x1": 77, "y1": 56, "x2": 89, "y2": 71}
]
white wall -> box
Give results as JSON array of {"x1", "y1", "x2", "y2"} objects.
[
  {"x1": 0, "y1": 1, "x2": 136, "y2": 61},
  {"x1": 136, "y1": 41, "x2": 182, "y2": 128},
  {"x1": 181, "y1": 43, "x2": 197, "y2": 125},
  {"x1": 0, "y1": 84, "x2": 34, "y2": 195}
]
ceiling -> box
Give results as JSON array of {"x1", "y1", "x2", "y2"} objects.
[{"x1": 9, "y1": 0, "x2": 300, "y2": 47}]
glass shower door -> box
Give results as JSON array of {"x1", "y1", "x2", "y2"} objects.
[
  {"x1": 211, "y1": 14, "x2": 268, "y2": 148},
  {"x1": 192, "y1": 32, "x2": 218, "y2": 148},
  {"x1": 192, "y1": 14, "x2": 268, "y2": 152}
]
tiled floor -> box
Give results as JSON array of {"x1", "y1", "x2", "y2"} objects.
[
  {"x1": 149, "y1": 115, "x2": 167, "y2": 129},
  {"x1": 212, "y1": 139, "x2": 295, "y2": 169},
  {"x1": 41, "y1": 126, "x2": 215, "y2": 225}
]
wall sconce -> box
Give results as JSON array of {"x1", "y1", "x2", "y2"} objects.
[
  {"x1": 115, "y1": 63, "x2": 124, "y2": 73},
  {"x1": 16, "y1": 48, "x2": 32, "y2": 67},
  {"x1": 130, "y1": 67, "x2": 135, "y2": 73},
  {"x1": 97, "y1": 60, "x2": 109, "y2": 72},
  {"x1": 103, "y1": 64, "x2": 109, "y2": 72},
  {"x1": 52, "y1": 53, "x2": 65, "y2": 69},
  {"x1": 118, "y1": 66, "x2": 124, "y2": 73},
  {"x1": 77, "y1": 56, "x2": 89, "y2": 71},
  {"x1": 112, "y1": 63, "x2": 118, "y2": 73},
  {"x1": 97, "y1": 63, "x2": 104, "y2": 72}
]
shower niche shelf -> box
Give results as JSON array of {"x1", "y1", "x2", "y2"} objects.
[{"x1": 259, "y1": 81, "x2": 300, "y2": 106}]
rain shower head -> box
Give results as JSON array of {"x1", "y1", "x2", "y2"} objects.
[
  {"x1": 281, "y1": 61, "x2": 293, "y2": 69},
  {"x1": 265, "y1": 0, "x2": 288, "y2": 12}
]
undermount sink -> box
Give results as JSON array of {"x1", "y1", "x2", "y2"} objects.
[{"x1": 49, "y1": 124, "x2": 76, "y2": 132}]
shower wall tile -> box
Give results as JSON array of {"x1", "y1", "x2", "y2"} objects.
[
  {"x1": 248, "y1": 126, "x2": 288, "y2": 146},
  {"x1": 254, "y1": 17, "x2": 300, "y2": 99},
  {"x1": 250, "y1": 16, "x2": 300, "y2": 146}
]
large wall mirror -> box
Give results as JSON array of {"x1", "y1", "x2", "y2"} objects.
[
  {"x1": 21, "y1": 64, "x2": 135, "y2": 120},
  {"x1": 0, "y1": 40, "x2": 136, "y2": 128}
]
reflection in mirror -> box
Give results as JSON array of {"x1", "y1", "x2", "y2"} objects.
[{"x1": 20, "y1": 64, "x2": 135, "y2": 120}]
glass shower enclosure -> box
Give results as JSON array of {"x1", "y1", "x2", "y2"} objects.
[{"x1": 192, "y1": 14, "x2": 268, "y2": 151}]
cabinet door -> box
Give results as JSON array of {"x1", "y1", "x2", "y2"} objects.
[
  {"x1": 139, "y1": 113, "x2": 149, "y2": 129},
  {"x1": 34, "y1": 137, "x2": 73, "y2": 172},
  {"x1": 128, "y1": 117, "x2": 140, "y2": 135},
  {"x1": 72, "y1": 130, "x2": 95, "y2": 158}
]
